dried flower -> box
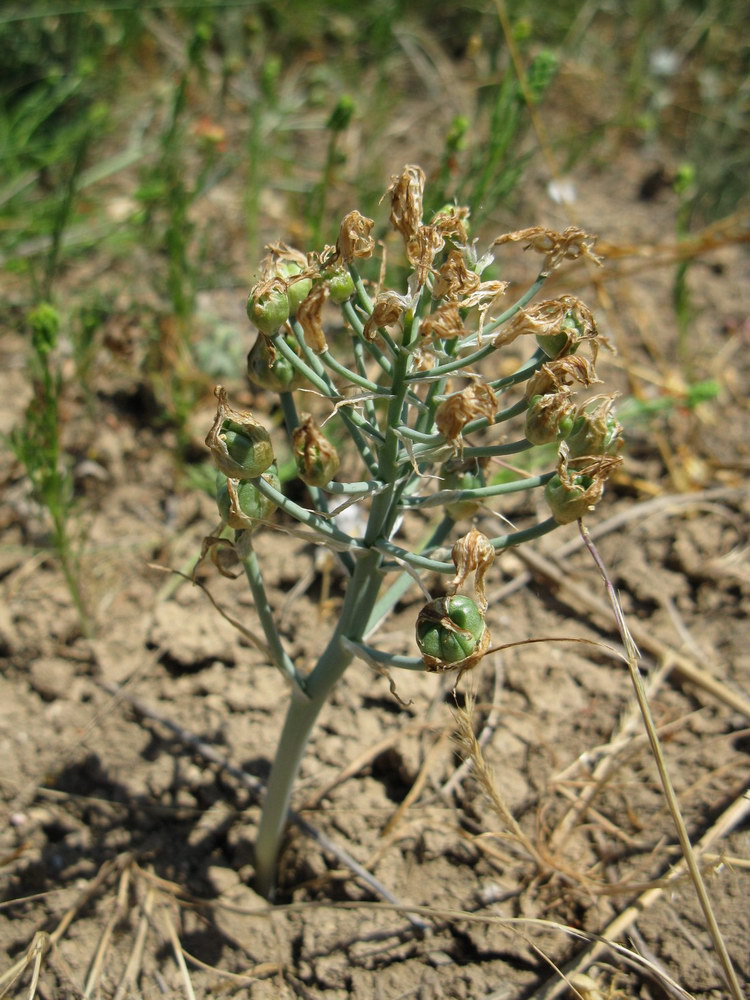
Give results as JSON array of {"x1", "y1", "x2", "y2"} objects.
[
  {"x1": 493, "y1": 226, "x2": 603, "y2": 274},
  {"x1": 449, "y1": 527, "x2": 495, "y2": 613},
  {"x1": 436, "y1": 381, "x2": 498, "y2": 445},
  {"x1": 406, "y1": 225, "x2": 445, "y2": 287},
  {"x1": 292, "y1": 414, "x2": 340, "y2": 487},
  {"x1": 544, "y1": 445, "x2": 622, "y2": 524},
  {"x1": 419, "y1": 302, "x2": 466, "y2": 342},
  {"x1": 493, "y1": 295, "x2": 598, "y2": 357},
  {"x1": 524, "y1": 391, "x2": 576, "y2": 445},
  {"x1": 432, "y1": 249, "x2": 482, "y2": 300},
  {"x1": 524, "y1": 356, "x2": 600, "y2": 400},
  {"x1": 430, "y1": 204, "x2": 470, "y2": 243},
  {"x1": 336, "y1": 210, "x2": 375, "y2": 262},
  {"x1": 387, "y1": 164, "x2": 426, "y2": 242},
  {"x1": 205, "y1": 386, "x2": 275, "y2": 480},
  {"x1": 566, "y1": 397, "x2": 623, "y2": 459},
  {"x1": 362, "y1": 290, "x2": 407, "y2": 341}
]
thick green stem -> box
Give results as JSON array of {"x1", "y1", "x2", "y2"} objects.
[{"x1": 254, "y1": 550, "x2": 384, "y2": 897}]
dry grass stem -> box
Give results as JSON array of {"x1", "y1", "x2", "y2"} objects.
[{"x1": 578, "y1": 522, "x2": 744, "y2": 1000}]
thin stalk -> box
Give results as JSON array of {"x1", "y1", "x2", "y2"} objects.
[
  {"x1": 242, "y1": 548, "x2": 304, "y2": 693},
  {"x1": 408, "y1": 273, "x2": 547, "y2": 381},
  {"x1": 400, "y1": 471, "x2": 553, "y2": 509},
  {"x1": 376, "y1": 517, "x2": 559, "y2": 573},
  {"x1": 345, "y1": 640, "x2": 424, "y2": 671},
  {"x1": 250, "y1": 475, "x2": 364, "y2": 551}
]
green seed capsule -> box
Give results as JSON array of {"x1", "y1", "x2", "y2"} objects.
[
  {"x1": 544, "y1": 472, "x2": 599, "y2": 524},
  {"x1": 278, "y1": 261, "x2": 313, "y2": 315},
  {"x1": 440, "y1": 457, "x2": 486, "y2": 520},
  {"x1": 566, "y1": 408, "x2": 623, "y2": 459},
  {"x1": 216, "y1": 465, "x2": 280, "y2": 531},
  {"x1": 416, "y1": 596, "x2": 486, "y2": 665},
  {"x1": 247, "y1": 333, "x2": 307, "y2": 393},
  {"x1": 525, "y1": 392, "x2": 576, "y2": 445},
  {"x1": 323, "y1": 266, "x2": 356, "y2": 304},
  {"x1": 247, "y1": 286, "x2": 290, "y2": 334},
  {"x1": 211, "y1": 420, "x2": 274, "y2": 480}
]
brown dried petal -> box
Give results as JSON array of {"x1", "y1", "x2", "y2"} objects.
[
  {"x1": 387, "y1": 164, "x2": 426, "y2": 242},
  {"x1": 336, "y1": 210, "x2": 375, "y2": 262},
  {"x1": 432, "y1": 249, "x2": 482, "y2": 300},
  {"x1": 431, "y1": 205, "x2": 470, "y2": 243},
  {"x1": 436, "y1": 382, "x2": 498, "y2": 445},
  {"x1": 406, "y1": 225, "x2": 445, "y2": 287},
  {"x1": 292, "y1": 413, "x2": 340, "y2": 487},
  {"x1": 525, "y1": 356, "x2": 600, "y2": 399},
  {"x1": 493, "y1": 226, "x2": 603, "y2": 274},
  {"x1": 296, "y1": 283, "x2": 329, "y2": 353},
  {"x1": 419, "y1": 302, "x2": 466, "y2": 342},
  {"x1": 362, "y1": 291, "x2": 406, "y2": 341}
]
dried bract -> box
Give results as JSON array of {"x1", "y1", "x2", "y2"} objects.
[
  {"x1": 493, "y1": 226, "x2": 603, "y2": 274},
  {"x1": 336, "y1": 210, "x2": 375, "y2": 262},
  {"x1": 387, "y1": 164, "x2": 426, "y2": 242}
]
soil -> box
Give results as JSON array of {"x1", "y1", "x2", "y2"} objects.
[{"x1": 1, "y1": 111, "x2": 749, "y2": 1000}]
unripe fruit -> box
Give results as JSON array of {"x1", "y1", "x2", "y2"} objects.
[
  {"x1": 416, "y1": 596, "x2": 486, "y2": 665},
  {"x1": 216, "y1": 465, "x2": 280, "y2": 531}
]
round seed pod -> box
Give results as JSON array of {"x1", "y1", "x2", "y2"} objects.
[
  {"x1": 205, "y1": 387, "x2": 275, "y2": 480},
  {"x1": 440, "y1": 457, "x2": 486, "y2": 520},
  {"x1": 278, "y1": 261, "x2": 313, "y2": 315},
  {"x1": 565, "y1": 406, "x2": 623, "y2": 459},
  {"x1": 416, "y1": 595, "x2": 487, "y2": 669},
  {"x1": 323, "y1": 266, "x2": 356, "y2": 304},
  {"x1": 247, "y1": 284, "x2": 290, "y2": 334},
  {"x1": 524, "y1": 392, "x2": 576, "y2": 445},
  {"x1": 292, "y1": 415, "x2": 340, "y2": 487},
  {"x1": 544, "y1": 472, "x2": 602, "y2": 524},
  {"x1": 216, "y1": 465, "x2": 280, "y2": 531},
  {"x1": 247, "y1": 332, "x2": 307, "y2": 393}
]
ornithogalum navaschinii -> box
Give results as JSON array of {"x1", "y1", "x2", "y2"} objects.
[{"x1": 199, "y1": 165, "x2": 623, "y2": 897}]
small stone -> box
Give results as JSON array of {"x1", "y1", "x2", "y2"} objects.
[{"x1": 29, "y1": 658, "x2": 75, "y2": 701}]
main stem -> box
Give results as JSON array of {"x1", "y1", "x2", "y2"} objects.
[
  {"x1": 253, "y1": 548, "x2": 385, "y2": 897},
  {"x1": 254, "y1": 288, "x2": 431, "y2": 897}
]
